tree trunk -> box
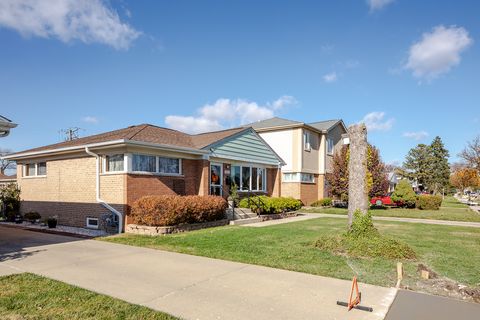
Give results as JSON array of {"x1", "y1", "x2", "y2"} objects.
[{"x1": 347, "y1": 124, "x2": 369, "y2": 227}]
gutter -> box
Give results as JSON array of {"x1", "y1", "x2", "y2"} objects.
[{"x1": 85, "y1": 147, "x2": 123, "y2": 234}]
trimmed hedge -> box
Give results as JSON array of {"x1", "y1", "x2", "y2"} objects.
[
  {"x1": 416, "y1": 194, "x2": 442, "y2": 210},
  {"x1": 311, "y1": 198, "x2": 333, "y2": 207},
  {"x1": 130, "y1": 195, "x2": 227, "y2": 227},
  {"x1": 238, "y1": 196, "x2": 302, "y2": 214}
]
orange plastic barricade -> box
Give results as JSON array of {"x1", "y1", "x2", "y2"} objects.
[{"x1": 336, "y1": 276, "x2": 373, "y2": 312}]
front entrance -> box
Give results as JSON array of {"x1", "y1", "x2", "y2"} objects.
[{"x1": 210, "y1": 163, "x2": 223, "y2": 196}]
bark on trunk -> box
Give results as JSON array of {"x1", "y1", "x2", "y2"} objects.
[{"x1": 347, "y1": 124, "x2": 368, "y2": 227}]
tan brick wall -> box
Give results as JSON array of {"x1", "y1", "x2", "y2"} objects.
[
  {"x1": 281, "y1": 182, "x2": 301, "y2": 199},
  {"x1": 17, "y1": 157, "x2": 125, "y2": 228},
  {"x1": 281, "y1": 174, "x2": 326, "y2": 205}
]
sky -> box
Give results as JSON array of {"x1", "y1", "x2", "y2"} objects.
[{"x1": 0, "y1": 0, "x2": 479, "y2": 169}]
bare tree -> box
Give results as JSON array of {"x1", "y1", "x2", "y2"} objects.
[
  {"x1": 0, "y1": 148, "x2": 15, "y2": 175},
  {"x1": 459, "y1": 136, "x2": 480, "y2": 171}
]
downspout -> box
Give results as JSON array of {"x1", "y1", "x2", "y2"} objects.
[{"x1": 85, "y1": 147, "x2": 123, "y2": 234}]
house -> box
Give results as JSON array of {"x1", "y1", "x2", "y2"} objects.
[
  {"x1": 248, "y1": 117, "x2": 348, "y2": 205},
  {"x1": 0, "y1": 115, "x2": 17, "y2": 137},
  {"x1": 5, "y1": 124, "x2": 285, "y2": 232},
  {"x1": 0, "y1": 173, "x2": 16, "y2": 188}
]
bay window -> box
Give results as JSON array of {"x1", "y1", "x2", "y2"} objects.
[
  {"x1": 231, "y1": 165, "x2": 266, "y2": 192},
  {"x1": 132, "y1": 154, "x2": 156, "y2": 172},
  {"x1": 159, "y1": 157, "x2": 180, "y2": 174}
]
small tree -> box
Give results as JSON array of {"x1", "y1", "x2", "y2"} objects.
[
  {"x1": 429, "y1": 136, "x2": 450, "y2": 195},
  {"x1": 327, "y1": 145, "x2": 349, "y2": 200},
  {"x1": 391, "y1": 179, "x2": 416, "y2": 208},
  {"x1": 0, "y1": 183, "x2": 21, "y2": 221},
  {"x1": 450, "y1": 168, "x2": 480, "y2": 193}
]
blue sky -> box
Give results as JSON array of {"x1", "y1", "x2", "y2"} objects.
[{"x1": 0, "y1": 0, "x2": 479, "y2": 167}]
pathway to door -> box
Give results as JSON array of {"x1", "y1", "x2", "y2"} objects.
[{"x1": 0, "y1": 226, "x2": 395, "y2": 320}]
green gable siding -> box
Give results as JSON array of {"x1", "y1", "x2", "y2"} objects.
[{"x1": 206, "y1": 129, "x2": 282, "y2": 165}]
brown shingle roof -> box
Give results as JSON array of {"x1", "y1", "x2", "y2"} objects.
[
  {"x1": 0, "y1": 173, "x2": 15, "y2": 180},
  {"x1": 8, "y1": 124, "x2": 249, "y2": 157}
]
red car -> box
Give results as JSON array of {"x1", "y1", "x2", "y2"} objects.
[{"x1": 370, "y1": 193, "x2": 401, "y2": 206}]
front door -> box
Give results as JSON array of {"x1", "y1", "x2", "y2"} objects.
[{"x1": 210, "y1": 163, "x2": 223, "y2": 196}]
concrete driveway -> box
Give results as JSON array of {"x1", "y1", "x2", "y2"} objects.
[{"x1": 0, "y1": 226, "x2": 396, "y2": 319}]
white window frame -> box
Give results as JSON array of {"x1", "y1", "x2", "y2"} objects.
[
  {"x1": 232, "y1": 165, "x2": 266, "y2": 192},
  {"x1": 104, "y1": 154, "x2": 126, "y2": 173},
  {"x1": 283, "y1": 172, "x2": 315, "y2": 184},
  {"x1": 23, "y1": 162, "x2": 47, "y2": 178},
  {"x1": 132, "y1": 153, "x2": 157, "y2": 173},
  {"x1": 86, "y1": 217, "x2": 99, "y2": 229},
  {"x1": 102, "y1": 153, "x2": 182, "y2": 176},
  {"x1": 327, "y1": 138, "x2": 334, "y2": 155}
]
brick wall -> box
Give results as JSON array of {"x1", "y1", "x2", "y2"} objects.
[
  {"x1": 267, "y1": 168, "x2": 281, "y2": 197},
  {"x1": 281, "y1": 174, "x2": 324, "y2": 205}
]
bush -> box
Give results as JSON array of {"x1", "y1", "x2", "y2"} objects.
[
  {"x1": 130, "y1": 195, "x2": 227, "y2": 227},
  {"x1": 0, "y1": 183, "x2": 21, "y2": 221},
  {"x1": 24, "y1": 211, "x2": 41, "y2": 222},
  {"x1": 238, "y1": 196, "x2": 302, "y2": 214},
  {"x1": 311, "y1": 198, "x2": 333, "y2": 207},
  {"x1": 315, "y1": 210, "x2": 416, "y2": 260},
  {"x1": 416, "y1": 194, "x2": 442, "y2": 210},
  {"x1": 391, "y1": 180, "x2": 416, "y2": 207}
]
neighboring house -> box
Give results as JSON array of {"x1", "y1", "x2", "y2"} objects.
[
  {"x1": 387, "y1": 171, "x2": 398, "y2": 193},
  {"x1": 5, "y1": 124, "x2": 285, "y2": 232},
  {"x1": 248, "y1": 117, "x2": 348, "y2": 205},
  {"x1": 0, "y1": 173, "x2": 16, "y2": 188},
  {"x1": 0, "y1": 115, "x2": 17, "y2": 137}
]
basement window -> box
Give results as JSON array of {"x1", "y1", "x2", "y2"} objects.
[{"x1": 86, "y1": 217, "x2": 99, "y2": 229}]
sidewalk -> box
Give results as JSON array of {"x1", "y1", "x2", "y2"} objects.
[{"x1": 0, "y1": 226, "x2": 395, "y2": 320}]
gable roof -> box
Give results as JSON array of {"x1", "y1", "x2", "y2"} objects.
[
  {"x1": 5, "y1": 124, "x2": 257, "y2": 160},
  {"x1": 308, "y1": 119, "x2": 346, "y2": 132}
]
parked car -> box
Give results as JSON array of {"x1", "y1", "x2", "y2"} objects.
[{"x1": 370, "y1": 193, "x2": 402, "y2": 207}]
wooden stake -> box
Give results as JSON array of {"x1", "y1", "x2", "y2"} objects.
[{"x1": 396, "y1": 262, "x2": 403, "y2": 288}]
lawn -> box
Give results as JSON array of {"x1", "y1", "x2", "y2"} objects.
[
  {"x1": 103, "y1": 217, "x2": 480, "y2": 290},
  {"x1": 0, "y1": 273, "x2": 179, "y2": 320},
  {"x1": 301, "y1": 196, "x2": 480, "y2": 222}
]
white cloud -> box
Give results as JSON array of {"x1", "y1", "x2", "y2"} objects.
[
  {"x1": 323, "y1": 72, "x2": 338, "y2": 83},
  {"x1": 82, "y1": 116, "x2": 99, "y2": 124},
  {"x1": 0, "y1": 0, "x2": 141, "y2": 50},
  {"x1": 165, "y1": 96, "x2": 297, "y2": 134},
  {"x1": 405, "y1": 25, "x2": 473, "y2": 80},
  {"x1": 367, "y1": 0, "x2": 394, "y2": 11},
  {"x1": 403, "y1": 131, "x2": 429, "y2": 141},
  {"x1": 360, "y1": 112, "x2": 395, "y2": 131}
]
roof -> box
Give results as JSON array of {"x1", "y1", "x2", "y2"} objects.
[
  {"x1": 247, "y1": 117, "x2": 303, "y2": 130},
  {"x1": 6, "y1": 124, "x2": 250, "y2": 159},
  {"x1": 0, "y1": 115, "x2": 17, "y2": 137},
  {"x1": 246, "y1": 116, "x2": 347, "y2": 134},
  {"x1": 308, "y1": 119, "x2": 343, "y2": 132}
]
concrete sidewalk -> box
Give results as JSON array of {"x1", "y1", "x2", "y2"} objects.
[
  {"x1": 307, "y1": 213, "x2": 480, "y2": 228},
  {"x1": 0, "y1": 226, "x2": 395, "y2": 320}
]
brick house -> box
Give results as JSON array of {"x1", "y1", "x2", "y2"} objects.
[
  {"x1": 5, "y1": 124, "x2": 284, "y2": 232},
  {"x1": 248, "y1": 117, "x2": 348, "y2": 205}
]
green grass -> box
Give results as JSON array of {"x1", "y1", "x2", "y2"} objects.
[
  {"x1": 302, "y1": 196, "x2": 480, "y2": 222},
  {"x1": 102, "y1": 217, "x2": 480, "y2": 289},
  {"x1": 0, "y1": 273, "x2": 179, "y2": 320}
]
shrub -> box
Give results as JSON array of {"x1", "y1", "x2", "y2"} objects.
[
  {"x1": 315, "y1": 210, "x2": 416, "y2": 260},
  {"x1": 416, "y1": 194, "x2": 442, "y2": 210},
  {"x1": 0, "y1": 183, "x2": 21, "y2": 221},
  {"x1": 24, "y1": 211, "x2": 41, "y2": 222},
  {"x1": 311, "y1": 198, "x2": 333, "y2": 207},
  {"x1": 391, "y1": 180, "x2": 416, "y2": 207},
  {"x1": 238, "y1": 196, "x2": 302, "y2": 214},
  {"x1": 130, "y1": 195, "x2": 227, "y2": 227}
]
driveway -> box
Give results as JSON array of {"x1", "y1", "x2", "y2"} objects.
[{"x1": 0, "y1": 226, "x2": 395, "y2": 320}]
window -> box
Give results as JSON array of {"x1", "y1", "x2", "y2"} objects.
[
  {"x1": 159, "y1": 157, "x2": 180, "y2": 174},
  {"x1": 133, "y1": 154, "x2": 156, "y2": 172},
  {"x1": 327, "y1": 138, "x2": 334, "y2": 154},
  {"x1": 25, "y1": 162, "x2": 47, "y2": 177},
  {"x1": 86, "y1": 217, "x2": 99, "y2": 229},
  {"x1": 106, "y1": 154, "x2": 124, "y2": 172},
  {"x1": 37, "y1": 162, "x2": 47, "y2": 175},
  {"x1": 304, "y1": 131, "x2": 311, "y2": 151},
  {"x1": 301, "y1": 173, "x2": 315, "y2": 183},
  {"x1": 231, "y1": 165, "x2": 266, "y2": 191},
  {"x1": 283, "y1": 172, "x2": 314, "y2": 183}
]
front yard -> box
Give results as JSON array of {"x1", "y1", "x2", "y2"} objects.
[
  {"x1": 103, "y1": 217, "x2": 480, "y2": 298},
  {"x1": 302, "y1": 196, "x2": 480, "y2": 222},
  {"x1": 0, "y1": 273, "x2": 178, "y2": 320}
]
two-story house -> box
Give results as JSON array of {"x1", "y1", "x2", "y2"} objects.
[{"x1": 249, "y1": 117, "x2": 348, "y2": 205}]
